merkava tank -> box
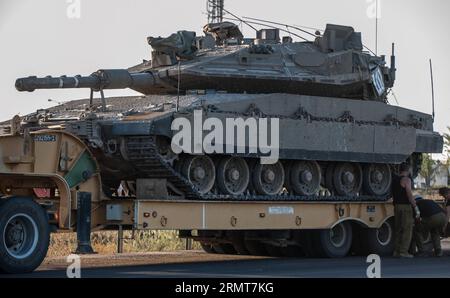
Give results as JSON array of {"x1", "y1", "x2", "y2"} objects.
[{"x1": 13, "y1": 21, "x2": 443, "y2": 201}]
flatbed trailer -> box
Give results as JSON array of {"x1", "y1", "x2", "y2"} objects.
[{"x1": 0, "y1": 126, "x2": 437, "y2": 274}]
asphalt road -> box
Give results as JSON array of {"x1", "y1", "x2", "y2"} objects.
[{"x1": 3, "y1": 250, "x2": 450, "y2": 278}]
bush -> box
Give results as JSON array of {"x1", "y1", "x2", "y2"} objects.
[{"x1": 47, "y1": 230, "x2": 200, "y2": 257}]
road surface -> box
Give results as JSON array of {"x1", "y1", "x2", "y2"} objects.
[{"x1": 3, "y1": 241, "x2": 450, "y2": 278}]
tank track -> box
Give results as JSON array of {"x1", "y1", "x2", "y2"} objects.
[{"x1": 123, "y1": 136, "x2": 389, "y2": 202}]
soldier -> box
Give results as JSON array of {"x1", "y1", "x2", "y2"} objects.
[
  {"x1": 439, "y1": 187, "x2": 450, "y2": 233},
  {"x1": 413, "y1": 197, "x2": 447, "y2": 257},
  {"x1": 392, "y1": 163, "x2": 420, "y2": 258}
]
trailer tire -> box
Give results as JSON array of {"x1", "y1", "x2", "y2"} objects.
[
  {"x1": 294, "y1": 230, "x2": 319, "y2": 257},
  {"x1": 360, "y1": 219, "x2": 395, "y2": 256},
  {"x1": 313, "y1": 222, "x2": 353, "y2": 258},
  {"x1": 264, "y1": 244, "x2": 284, "y2": 257},
  {"x1": 244, "y1": 240, "x2": 267, "y2": 256},
  {"x1": 280, "y1": 245, "x2": 306, "y2": 257},
  {"x1": 212, "y1": 243, "x2": 236, "y2": 255},
  {"x1": 0, "y1": 197, "x2": 50, "y2": 274},
  {"x1": 200, "y1": 242, "x2": 216, "y2": 254},
  {"x1": 229, "y1": 232, "x2": 250, "y2": 255}
]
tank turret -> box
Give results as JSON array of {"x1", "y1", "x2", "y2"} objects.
[{"x1": 16, "y1": 23, "x2": 396, "y2": 102}]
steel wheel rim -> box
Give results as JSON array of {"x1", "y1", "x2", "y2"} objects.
[
  {"x1": 366, "y1": 164, "x2": 392, "y2": 196},
  {"x1": 376, "y1": 221, "x2": 392, "y2": 246},
  {"x1": 330, "y1": 224, "x2": 347, "y2": 248},
  {"x1": 3, "y1": 213, "x2": 39, "y2": 260},
  {"x1": 219, "y1": 157, "x2": 249, "y2": 195},
  {"x1": 334, "y1": 163, "x2": 362, "y2": 196},
  {"x1": 254, "y1": 162, "x2": 285, "y2": 195},
  {"x1": 291, "y1": 161, "x2": 321, "y2": 195},
  {"x1": 184, "y1": 156, "x2": 215, "y2": 194}
]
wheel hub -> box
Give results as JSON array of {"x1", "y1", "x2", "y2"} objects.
[
  {"x1": 228, "y1": 168, "x2": 241, "y2": 181},
  {"x1": 330, "y1": 224, "x2": 346, "y2": 247},
  {"x1": 343, "y1": 172, "x2": 355, "y2": 184},
  {"x1": 301, "y1": 170, "x2": 313, "y2": 183},
  {"x1": 372, "y1": 170, "x2": 383, "y2": 184},
  {"x1": 193, "y1": 167, "x2": 206, "y2": 181},
  {"x1": 263, "y1": 169, "x2": 276, "y2": 183},
  {"x1": 6, "y1": 224, "x2": 24, "y2": 244},
  {"x1": 3, "y1": 214, "x2": 39, "y2": 260}
]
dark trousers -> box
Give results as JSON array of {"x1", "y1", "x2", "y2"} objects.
[
  {"x1": 413, "y1": 212, "x2": 447, "y2": 253},
  {"x1": 394, "y1": 204, "x2": 414, "y2": 255}
]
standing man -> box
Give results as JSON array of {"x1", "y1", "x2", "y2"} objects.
[
  {"x1": 439, "y1": 187, "x2": 450, "y2": 234},
  {"x1": 392, "y1": 163, "x2": 420, "y2": 258},
  {"x1": 413, "y1": 197, "x2": 447, "y2": 257}
]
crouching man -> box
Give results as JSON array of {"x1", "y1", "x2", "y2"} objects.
[
  {"x1": 439, "y1": 187, "x2": 450, "y2": 231},
  {"x1": 413, "y1": 196, "x2": 447, "y2": 257}
]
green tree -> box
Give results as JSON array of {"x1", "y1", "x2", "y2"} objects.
[
  {"x1": 445, "y1": 126, "x2": 450, "y2": 159},
  {"x1": 420, "y1": 154, "x2": 437, "y2": 188},
  {"x1": 445, "y1": 127, "x2": 450, "y2": 185}
]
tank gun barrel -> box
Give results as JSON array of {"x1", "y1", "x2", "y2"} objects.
[{"x1": 15, "y1": 69, "x2": 155, "y2": 93}]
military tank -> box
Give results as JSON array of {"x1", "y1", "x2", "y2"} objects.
[{"x1": 12, "y1": 21, "x2": 443, "y2": 201}]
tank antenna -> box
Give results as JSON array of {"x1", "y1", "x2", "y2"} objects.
[
  {"x1": 224, "y1": 17, "x2": 307, "y2": 41},
  {"x1": 375, "y1": 0, "x2": 379, "y2": 55},
  {"x1": 429, "y1": 59, "x2": 435, "y2": 122},
  {"x1": 222, "y1": 9, "x2": 258, "y2": 32},
  {"x1": 242, "y1": 16, "x2": 317, "y2": 38}
]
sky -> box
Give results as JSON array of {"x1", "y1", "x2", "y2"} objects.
[{"x1": 0, "y1": 0, "x2": 449, "y2": 136}]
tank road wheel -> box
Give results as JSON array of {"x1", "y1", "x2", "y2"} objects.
[
  {"x1": 289, "y1": 161, "x2": 321, "y2": 196},
  {"x1": 312, "y1": 222, "x2": 353, "y2": 258},
  {"x1": 182, "y1": 156, "x2": 216, "y2": 195},
  {"x1": 360, "y1": 219, "x2": 395, "y2": 256},
  {"x1": 332, "y1": 163, "x2": 363, "y2": 196},
  {"x1": 363, "y1": 164, "x2": 392, "y2": 196},
  {"x1": 0, "y1": 197, "x2": 50, "y2": 274},
  {"x1": 217, "y1": 157, "x2": 250, "y2": 195},
  {"x1": 252, "y1": 162, "x2": 285, "y2": 196}
]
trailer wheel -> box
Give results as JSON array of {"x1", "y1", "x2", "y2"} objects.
[
  {"x1": 280, "y1": 245, "x2": 306, "y2": 257},
  {"x1": 264, "y1": 244, "x2": 284, "y2": 257},
  {"x1": 313, "y1": 222, "x2": 353, "y2": 258},
  {"x1": 293, "y1": 230, "x2": 319, "y2": 257},
  {"x1": 229, "y1": 232, "x2": 250, "y2": 255},
  {"x1": 244, "y1": 240, "x2": 267, "y2": 256},
  {"x1": 361, "y1": 219, "x2": 395, "y2": 256},
  {"x1": 212, "y1": 243, "x2": 236, "y2": 255},
  {"x1": 200, "y1": 242, "x2": 216, "y2": 254},
  {"x1": 0, "y1": 197, "x2": 50, "y2": 274}
]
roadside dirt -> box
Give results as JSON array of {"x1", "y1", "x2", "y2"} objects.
[{"x1": 39, "y1": 250, "x2": 268, "y2": 271}]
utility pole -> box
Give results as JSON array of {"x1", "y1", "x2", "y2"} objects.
[{"x1": 207, "y1": 0, "x2": 224, "y2": 23}]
